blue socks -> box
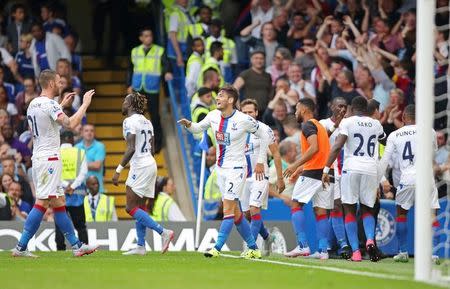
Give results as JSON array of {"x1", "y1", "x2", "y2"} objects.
[
  {"x1": 235, "y1": 214, "x2": 257, "y2": 250},
  {"x1": 344, "y1": 213, "x2": 359, "y2": 252},
  {"x1": 54, "y1": 206, "x2": 82, "y2": 248},
  {"x1": 130, "y1": 207, "x2": 163, "y2": 235},
  {"x1": 396, "y1": 216, "x2": 408, "y2": 252},
  {"x1": 136, "y1": 221, "x2": 146, "y2": 247},
  {"x1": 331, "y1": 210, "x2": 347, "y2": 248},
  {"x1": 251, "y1": 213, "x2": 269, "y2": 240},
  {"x1": 362, "y1": 212, "x2": 375, "y2": 241},
  {"x1": 17, "y1": 205, "x2": 46, "y2": 251},
  {"x1": 291, "y1": 207, "x2": 308, "y2": 248},
  {"x1": 215, "y1": 215, "x2": 234, "y2": 251},
  {"x1": 316, "y1": 214, "x2": 330, "y2": 253}
]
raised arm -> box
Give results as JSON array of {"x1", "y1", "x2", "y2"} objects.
[
  {"x1": 178, "y1": 113, "x2": 211, "y2": 134},
  {"x1": 57, "y1": 90, "x2": 94, "y2": 130}
]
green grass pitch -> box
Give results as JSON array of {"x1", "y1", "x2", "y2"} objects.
[{"x1": 0, "y1": 251, "x2": 444, "y2": 289}]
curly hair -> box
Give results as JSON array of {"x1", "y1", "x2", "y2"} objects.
[{"x1": 129, "y1": 92, "x2": 147, "y2": 114}]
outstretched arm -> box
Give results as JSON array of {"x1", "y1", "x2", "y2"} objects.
[{"x1": 178, "y1": 113, "x2": 211, "y2": 134}]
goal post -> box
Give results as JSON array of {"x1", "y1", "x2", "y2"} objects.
[{"x1": 415, "y1": 0, "x2": 436, "y2": 281}]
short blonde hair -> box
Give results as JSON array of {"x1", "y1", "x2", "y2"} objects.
[{"x1": 20, "y1": 33, "x2": 33, "y2": 43}]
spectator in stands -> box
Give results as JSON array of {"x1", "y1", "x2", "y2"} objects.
[
  {"x1": 234, "y1": 50, "x2": 273, "y2": 115},
  {"x1": 241, "y1": 21, "x2": 280, "y2": 67},
  {"x1": 149, "y1": 176, "x2": 186, "y2": 221},
  {"x1": 266, "y1": 47, "x2": 292, "y2": 85},
  {"x1": 271, "y1": 76, "x2": 298, "y2": 114},
  {"x1": 269, "y1": 139, "x2": 297, "y2": 198},
  {"x1": 56, "y1": 58, "x2": 81, "y2": 97},
  {"x1": 262, "y1": 98, "x2": 288, "y2": 140},
  {"x1": 8, "y1": 181, "x2": 30, "y2": 220},
  {"x1": 64, "y1": 33, "x2": 82, "y2": 76},
  {"x1": 272, "y1": 7, "x2": 289, "y2": 44},
  {"x1": 15, "y1": 77, "x2": 38, "y2": 134},
  {"x1": 75, "y1": 124, "x2": 106, "y2": 193},
  {"x1": 85, "y1": 175, "x2": 117, "y2": 222},
  {"x1": 15, "y1": 33, "x2": 35, "y2": 80},
  {"x1": 30, "y1": 22, "x2": 71, "y2": 76},
  {"x1": 128, "y1": 28, "x2": 172, "y2": 153},
  {"x1": 1, "y1": 123, "x2": 31, "y2": 167},
  {"x1": 249, "y1": 0, "x2": 274, "y2": 39},
  {"x1": 0, "y1": 86, "x2": 18, "y2": 128},
  {"x1": 1, "y1": 156, "x2": 33, "y2": 204},
  {"x1": 7, "y1": 3, "x2": 31, "y2": 56},
  {"x1": 56, "y1": 131, "x2": 88, "y2": 250},
  {"x1": 190, "y1": 69, "x2": 220, "y2": 112},
  {"x1": 2, "y1": 173, "x2": 13, "y2": 196},
  {"x1": 286, "y1": 11, "x2": 319, "y2": 53},
  {"x1": 41, "y1": 3, "x2": 68, "y2": 37},
  {"x1": 282, "y1": 115, "x2": 302, "y2": 160},
  {"x1": 287, "y1": 62, "x2": 315, "y2": 101}
]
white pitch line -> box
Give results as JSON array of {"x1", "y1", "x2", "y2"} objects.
[{"x1": 221, "y1": 253, "x2": 410, "y2": 281}]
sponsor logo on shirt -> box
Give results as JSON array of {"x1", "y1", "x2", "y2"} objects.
[{"x1": 215, "y1": 131, "x2": 230, "y2": 146}]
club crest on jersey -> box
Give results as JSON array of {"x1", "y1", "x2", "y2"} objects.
[
  {"x1": 375, "y1": 208, "x2": 396, "y2": 246},
  {"x1": 48, "y1": 167, "x2": 54, "y2": 175},
  {"x1": 132, "y1": 174, "x2": 137, "y2": 180},
  {"x1": 215, "y1": 131, "x2": 230, "y2": 145},
  {"x1": 231, "y1": 122, "x2": 238, "y2": 131}
]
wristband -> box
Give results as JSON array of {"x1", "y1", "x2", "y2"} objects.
[
  {"x1": 116, "y1": 164, "x2": 124, "y2": 173},
  {"x1": 323, "y1": 166, "x2": 330, "y2": 174}
]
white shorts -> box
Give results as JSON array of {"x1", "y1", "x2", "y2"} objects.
[
  {"x1": 241, "y1": 178, "x2": 269, "y2": 211},
  {"x1": 333, "y1": 176, "x2": 341, "y2": 200},
  {"x1": 216, "y1": 166, "x2": 246, "y2": 201},
  {"x1": 341, "y1": 171, "x2": 378, "y2": 207},
  {"x1": 126, "y1": 162, "x2": 157, "y2": 198},
  {"x1": 396, "y1": 184, "x2": 440, "y2": 210},
  {"x1": 292, "y1": 176, "x2": 333, "y2": 209},
  {"x1": 32, "y1": 156, "x2": 64, "y2": 200}
]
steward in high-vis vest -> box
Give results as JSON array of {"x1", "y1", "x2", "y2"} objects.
[
  {"x1": 197, "y1": 41, "x2": 224, "y2": 88},
  {"x1": 205, "y1": 19, "x2": 237, "y2": 83},
  {"x1": 203, "y1": 168, "x2": 221, "y2": 220},
  {"x1": 188, "y1": 5, "x2": 212, "y2": 39},
  {"x1": 150, "y1": 177, "x2": 186, "y2": 221},
  {"x1": 128, "y1": 28, "x2": 173, "y2": 153},
  {"x1": 55, "y1": 131, "x2": 89, "y2": 251},
  {"x1": 185, "y1": 37, "x2": 205, "y2": 98},
  {"x1": 190, "y1": 87, "x2": 215, "y2": 140},
  {"x1": 167, "y1": 0, "x2": 193, "y2": 64},
  {"x1": 84, "y1": 175, "x2": 117, "y2": 222}
]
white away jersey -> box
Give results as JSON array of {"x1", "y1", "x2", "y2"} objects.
[
  {"x1": 188, "y1": 109, "x2": 269, "y2": 169},
  {"x1": 123, "y1": 114, "x2": 156, "y2": 169},
  {"x1": 27, "y1": 96, "x2": 63, "y2": 158},
  {"x1": 319, "y1": 117, "x2": 344, "y2": 176},
  {"x1": 382, "y1": 125, "x2": 437, "y2": 185},
  {"x1": 339, "y1": 116, "x2": 385, "y2": 175},
  {"x1": 245, "y1": 121, "x2": 275, "y2": 178}
]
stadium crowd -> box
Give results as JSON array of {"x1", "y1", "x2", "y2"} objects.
[
  {"x1": 0, "y1": 0, "x2": 449, "y2": 258},
  {"x1": 173, "y1": 0, "x2": 450, "y2": 222}
]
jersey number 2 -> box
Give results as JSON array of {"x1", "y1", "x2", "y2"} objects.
[{"x1": 140, "y1": 130, "x2": 152, "y2": 153}]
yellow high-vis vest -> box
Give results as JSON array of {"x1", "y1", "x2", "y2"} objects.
[
  {"x1": 186, "y1": 52, "x2": 204, "y2": 81},
  {"x1": 131, "y1": 44, "x2": 164, "y2": 93},
  {"x1": 205, "y1": 36, "x2": 235, "y2": 65},
  {"x1": 61, "y1": 147, "x2": 85, "y2": 181},
  {"x1": 150, "y1": 193, "x2": 174, "y2": 222},
  {"x1": 84, "y1": 194, "x2": 115, "y2": 222},
  {"x1": 197, "y1": 57, "x2": 224, "y2": 87}
]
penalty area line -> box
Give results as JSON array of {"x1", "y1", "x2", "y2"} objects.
[{"x1": 221, "y1": 253, "x2": 410, "y2": 281}]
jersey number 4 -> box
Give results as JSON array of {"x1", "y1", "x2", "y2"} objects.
[
  {"x1": 140, "y1": 130, "x2": 152, "y2": 153},
  {"x1": 402, "y1": 141, "x2": 414, "y2": 163},
  {"x1": 353, "y1": 133, "x2": 376, "y2": 157}
]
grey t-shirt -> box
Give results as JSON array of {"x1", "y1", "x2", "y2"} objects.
[{"x1": 239, "y1": 68, "x2": 274, "y2": 111}]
